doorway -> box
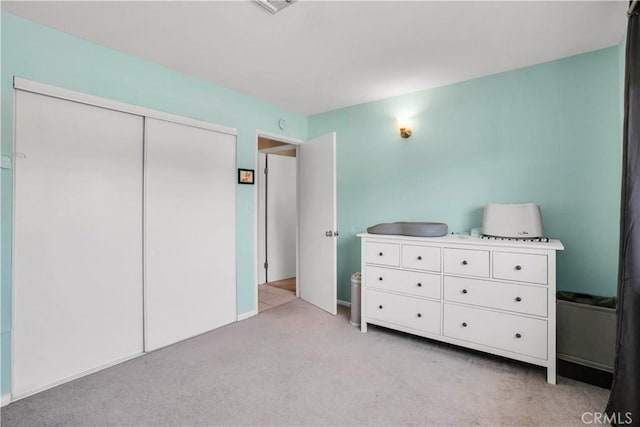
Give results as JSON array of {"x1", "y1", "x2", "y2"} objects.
[
  {"x1": 254, "y1": 131, "x2": 338, "y2": 316},
  {"x1": 257, "y1": 135, "x2": 298, "y2": 312}
]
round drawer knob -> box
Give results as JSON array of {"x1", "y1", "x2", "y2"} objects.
[
  {"x1": 378, "y1": 305, "x2": 383, "y2": 309},
  {"x1": 515, "y1": 265, "x2": 522, "y2": 271},
  {"x1": 417, "y1": 283, "x2": 422, "y2": 287},
  {"x1": 515, "y1": 333, "x2": 522, "y2": 339},
  {"x1": 462, "y1": 322, "x2": 468, "y2": 327},
  {"x1": 515, "y1": 296, "x2": 522, "y2": 302},
  {"x1": 417, "y1": 313, "x2": 422, "y2": 318},
  {"x1": 378, "y1": 277, "x2": 383, "y2": 281},
  {"x1": 379, "y1": 252, "x2": 383, "y2": 256},
  {"x1": 462, "y1": 289, "x2": 468, "y2": 294},
  {"x1": 417, "y1": 256, "x2": 422, "y2": 260},
  {"x1": 462, "y1": 260, "x2": 468, "y2": 265}
]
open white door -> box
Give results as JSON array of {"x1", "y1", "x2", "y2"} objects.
[{"x1": 298, "y1": 132, "x2": 337, "y2": 315}]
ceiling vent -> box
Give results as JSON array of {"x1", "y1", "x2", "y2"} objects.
[{"x1": 255, "y1": 0, "x2": 296, "y2": 14}]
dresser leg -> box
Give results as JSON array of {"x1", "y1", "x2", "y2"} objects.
[
  {"x1": 361, "y1": 322, "x2": 367, "y2": 333},
  {"x1": 547, "y1": 364, "x2": 556, "y2": 385}
]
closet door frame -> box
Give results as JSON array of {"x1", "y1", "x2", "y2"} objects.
[
  {"x1": 10, "y1": 77, "x2": 238, "y2": 402},
  {"x1": 13, "y1": 78, "x2": 238, "y2": 136}
]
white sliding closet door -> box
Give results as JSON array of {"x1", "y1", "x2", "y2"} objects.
[
  {"x1": 145, "y1": 118, "x2": 236, "y2": 351},
  {"x1": 13, "y1": 91, "x2": 144, "y2": 397}
]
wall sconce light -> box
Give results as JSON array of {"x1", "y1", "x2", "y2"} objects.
[{"x1": 397, "y1": 116, "x2": 412, "y2": 139}]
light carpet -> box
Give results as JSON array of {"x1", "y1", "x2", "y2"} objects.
[{"x1": 1, "y1": 299, "x2": 608, "y2": 426}]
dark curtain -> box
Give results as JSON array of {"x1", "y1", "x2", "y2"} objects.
[{"x1": 606, "y1": 2, "x2": 640, "y2": 423}]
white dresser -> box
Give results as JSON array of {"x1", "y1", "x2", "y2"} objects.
[{"x1": 358, "y1": 233, "x2": 564, "y2": 384}]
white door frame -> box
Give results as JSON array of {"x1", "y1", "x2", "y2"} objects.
[{"x1": 254, "y1": 131, "x2": 303, "y2": 313}]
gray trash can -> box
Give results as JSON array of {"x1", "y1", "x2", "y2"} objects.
[{"x1": 350, "y1": 272, "x2": 361, "y2": 327}]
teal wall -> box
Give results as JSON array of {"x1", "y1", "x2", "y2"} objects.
[
  {"x1": 0, "y1": 12, "x2": 307, "y2": 396},
  {"x1": 309, "y1": 46, "x2": 624, "y2": 304}
]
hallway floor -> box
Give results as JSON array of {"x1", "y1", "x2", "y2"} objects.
[{"x1": 258, "y1": 277, "x2": 296, "y2": 312}]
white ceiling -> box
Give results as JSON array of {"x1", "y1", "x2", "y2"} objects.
[{"x1": 2, "y1": 1, "x2": 628, "y2": 116}]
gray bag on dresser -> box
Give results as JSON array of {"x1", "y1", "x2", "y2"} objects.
[{"x1": 366, "y1": 222, "x2": 448, "y2": 237}]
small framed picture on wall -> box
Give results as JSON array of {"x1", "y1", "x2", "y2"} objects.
[{"x1": 238, "y1": 168, "x2": 255, "y2": 185}]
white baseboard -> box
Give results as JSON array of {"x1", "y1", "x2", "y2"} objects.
[
  {"x1": 1, "y1": 393, "x2": 11, "y2": 407},
  {"x1": 10, "y1": 352, "x2": 144, "y2": 403},
  {"x1": 237, "y1": 310, "x2": 258, "y2": 321},
  {"x1": 338, "y1": 299, "x2": 351, "y2": 308}
]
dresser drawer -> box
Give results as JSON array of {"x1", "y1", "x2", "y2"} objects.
[
  {"x1": 402, "y1": 245, "x2": 441, "y2": 272},
  {"x1": 444, "y1": 304, "x2": 547, "y2": 359},
  {"x1": 443, "y1": 248, "x2": 489, "y2": 277},
  {"x1": 366, "y1": 289, "x2": 440, "y2": 335},
  {"x1": 365, "y1": 242, "x2": 400, "y2": 267},
  {"x1": 366, "y1": 266, "x2": 440, "y2": 299},
  {"x1": 443, "y1": 276, "x2": 547, "y2": 317},
  {"x1": 493, "y1": 252, "x2": 547, "y2": 284}
]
